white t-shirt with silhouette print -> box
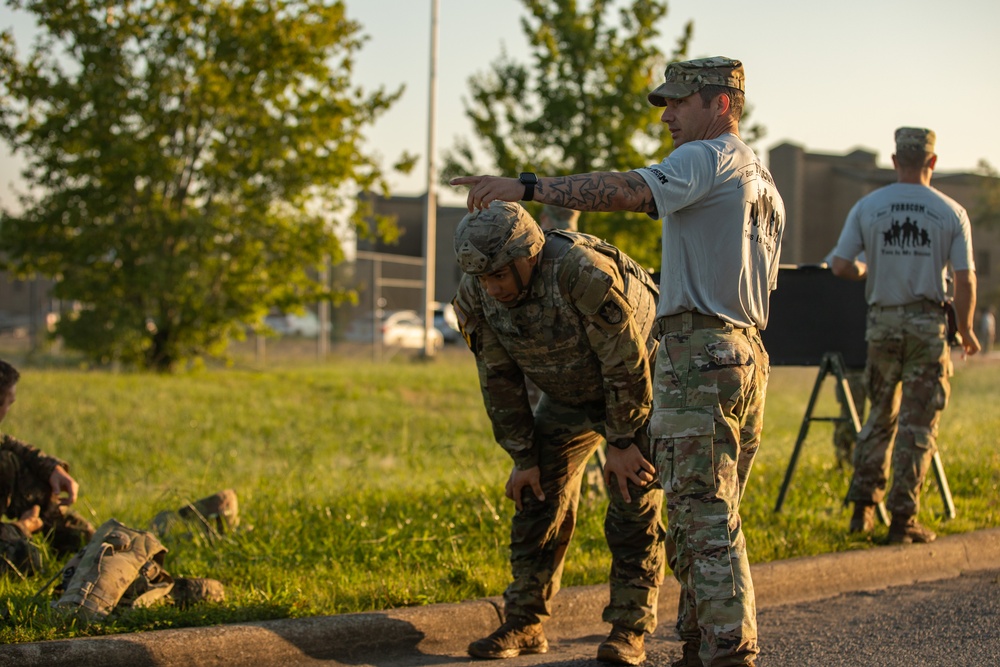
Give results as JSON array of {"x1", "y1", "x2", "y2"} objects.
[{"x1": 833, "y1": 182, "x2": 974, "y2": 307}]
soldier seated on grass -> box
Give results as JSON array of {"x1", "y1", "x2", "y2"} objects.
[
  {"x1": 0, "y1": 358, "x2": 95, "y2": 575},
  {"x1": 0, "y1": 359, "x2": 230, "y2": 616}
]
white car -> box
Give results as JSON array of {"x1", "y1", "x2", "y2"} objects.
[{"x1": 381, "y1": 310, "x2": 443, "y2": 350}]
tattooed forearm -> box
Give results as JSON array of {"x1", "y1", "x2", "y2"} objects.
[{"x1": 536, "y1": 172, "x2": 657, "y2": 216}]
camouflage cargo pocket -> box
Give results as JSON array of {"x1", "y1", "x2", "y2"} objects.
[
  {"x1": 704, "y1": 337, "x2": 754, "y2": 409},
  {"x1": 650, "y1": 406, "x2": 716, "y2": 496},
  {"x1": 688, "y1": 500, "x2": 736, "y2": 600},
  {"x1": 931, "y1": 363, "x2": 951, "y2": 411}
]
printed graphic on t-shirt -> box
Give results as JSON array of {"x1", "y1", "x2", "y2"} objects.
[
  {"x1": 739, "y1": 163, "x2": 782, "y2": 253},
  {"x1": 879, "y1": 205, "x2": 932, "y2": 258},
  {"x1": 648, "y1": 166, "x2": 669, "y2": 185}
]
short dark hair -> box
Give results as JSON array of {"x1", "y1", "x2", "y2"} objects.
[
  {"x1": 0, "y1": 359, "x2": 20, "y2": 396},
  {"x1": 895, "y1": 147, "x2": 934, "y2": 171},
  {"x1": 698, "y1": 84, "x2": 745, "y2": 121}
]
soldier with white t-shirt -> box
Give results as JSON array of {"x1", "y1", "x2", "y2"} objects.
[
  {"x1": 832, "y1": 127, "x2": 979, "y2": 545},
  {"x1": 452, "y1": 56, "x2": 784, "y2": 667}
]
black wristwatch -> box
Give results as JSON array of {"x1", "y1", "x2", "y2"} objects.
[
  {"x1": 608, "y1": 437, "x2": 633, "y2": 450},
  {"x1": 518, "y1": 172, "x2": 538, "y2": 202}
]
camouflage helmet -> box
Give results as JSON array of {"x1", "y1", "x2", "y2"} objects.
[{"x1": 454, "y1": 201, "x2": 544, "y2": 275}]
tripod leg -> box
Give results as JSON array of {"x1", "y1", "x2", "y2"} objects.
[
  {"x1": 775, "y1": 361, "x2": 829, "y2": 512},
  {"x1": 931, "y1": 451, "x2": 956, "y2": 519}
]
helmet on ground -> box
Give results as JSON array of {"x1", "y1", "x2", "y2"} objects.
[{"x1": 454, "y1": 201, "x2": 544, "y2": 275}]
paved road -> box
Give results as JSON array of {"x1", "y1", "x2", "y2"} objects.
[
  {"x1": 758, "y1": 568, "x2": 1000, "y2": 667},
  {"x1": 350, "y1": 569, "x2": 1000, "y2": 667}
]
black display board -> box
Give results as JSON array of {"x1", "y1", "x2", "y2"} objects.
[{"x1": 762, "y1": 265, "x2": 868, "y2": 368}]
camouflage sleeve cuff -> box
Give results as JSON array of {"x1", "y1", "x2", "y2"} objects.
[
  {"x1": 507, "y1": 444, "x2": 539, "y2": 470},
  {"x1": 38, "y1": 455, "x2": 68, "y2": 481},
  {"x1": 605, "y1": 429, "x2": 636, "y2": 443}
]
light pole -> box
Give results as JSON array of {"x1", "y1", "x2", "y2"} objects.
[{"x1": 421, "y1": 0, "x2": 440, "y2": 358}]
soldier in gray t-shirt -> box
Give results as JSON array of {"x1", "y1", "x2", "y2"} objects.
[
  {"x1": 832, "y1": 127, "x2": 979, "y2": 546},
  {"x1": 452, "y1": 56, "x2": 783, "y2": 667}
]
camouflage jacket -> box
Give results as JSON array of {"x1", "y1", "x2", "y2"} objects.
[
  {"x1": 453, "y1": 231, "x2": 658, "y2": 468},
  {"x1": 0, "y1": 433, "x2": 67, "y2": 490}
]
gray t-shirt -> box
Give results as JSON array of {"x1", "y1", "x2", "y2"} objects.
[
  {"x1": 634, "y1": 133, "x2": 785, "y2": 329},
  {"x1": 832, "y1": 183, "x2": 975, "y2": 306}
]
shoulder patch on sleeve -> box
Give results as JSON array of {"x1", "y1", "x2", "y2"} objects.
[
  {"x1": 563, "y1": 249, "x2": 635, "y2": 336},
  {"x1": 599, "y1": 299, "x2": 625, "y2": 326},
  {"x1": 591, "y1": 288, "x2": 633, "y2": 336}
]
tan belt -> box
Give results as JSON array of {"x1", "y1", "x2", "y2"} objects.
[
  {"x1": 871, "y1": 300, "x2": 942, "y2": 315},
  {"x1": 656, "y1": 311, "x2": 730, "y2": 336}
]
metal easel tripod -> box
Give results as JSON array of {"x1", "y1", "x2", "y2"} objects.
[{"x1": 773, "y1": 351, "x2": 956, "y2": 521}]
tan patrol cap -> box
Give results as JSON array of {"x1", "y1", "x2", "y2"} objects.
[
  {"x1": 895, "y1": 127, "x2": 936, "y2": 153},
  {"x1": 648, "y1": 56, "x2": 745, "y2": 107}
]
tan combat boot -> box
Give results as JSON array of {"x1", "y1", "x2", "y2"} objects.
[
  {"x1": 597, "y1": 625, "x2": 646, "y2": 665},
  {"x1": 849, "y1": 502, "x2": 875, "y2": 533},
  {"x1": 150, "y1": 489, "x2": 240, "y2": 539},
  {"x1": 169, "y1": 577, "x2": 226, "y2": 608},
  {"x1": 887, "y1": 517, "x2": 936, "y2": 544},
  {"x1": 467, "y1": 618, "x2": 548, "y2": 659},
  {"x1": 180, "y1": 489, "x2": 240, "y2": 534}
]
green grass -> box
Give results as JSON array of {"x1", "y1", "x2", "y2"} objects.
[{"x1": 1, "y1": 343, "x2": 998, "y2": 643}]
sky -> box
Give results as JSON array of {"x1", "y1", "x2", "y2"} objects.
[{"x1": 2, "y1": 0, "x2": 999, "y2": 210}]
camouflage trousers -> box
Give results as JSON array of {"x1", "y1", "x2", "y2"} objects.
[
  {"x1": 504, "y1": 395, "x2": 665, "y2": 633},
  {"x1": 847, "y1": 304, "x2": 951, "y2": 518},
  {"x1": 0, "y1": 452, "x2": 95, "y2": 557},
  {"x1": 651, "y1": 315, "x2": 769, "y2": 667}
]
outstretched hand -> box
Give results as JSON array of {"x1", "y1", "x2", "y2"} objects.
[{"x1": 450, "y1": 175, "x2": 523, "y2": 212}]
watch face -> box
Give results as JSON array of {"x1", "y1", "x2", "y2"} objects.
[{"x1": 520, "y1": 172, "x2": 538, "y2": 185}]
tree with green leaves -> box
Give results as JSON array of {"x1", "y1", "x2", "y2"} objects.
[
  {"x1": 442, "y1": 0, "x2": 764, "y2": 269},
  {"x1": 0, "y1": 0, "x2": 412, "y2": 371}
]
